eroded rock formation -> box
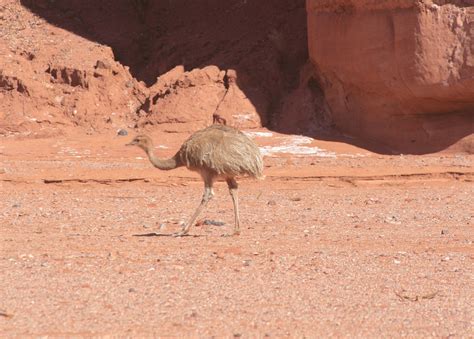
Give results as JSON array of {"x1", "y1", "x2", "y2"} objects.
[
  {"x1": 1, "y1": 0, "x2": 308, "y2": 136},
  {"x1": 0, "y1": 0, "x2": 471, "y2": 153},
  {"x1": 307, "y1": 0, "x2": 474, "y2": 153}
]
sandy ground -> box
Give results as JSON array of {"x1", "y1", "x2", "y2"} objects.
[{"x1": 1, "y1": 131, "x2": 473, "y2": 337}]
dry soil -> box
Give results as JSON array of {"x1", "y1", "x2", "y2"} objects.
[{"x1": 1, "y1": 131, "x2": 473, "y2": 337}]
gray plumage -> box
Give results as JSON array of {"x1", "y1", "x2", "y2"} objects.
[{"x1": 127, "y1": 124, "x2": 264, "y2": 236}]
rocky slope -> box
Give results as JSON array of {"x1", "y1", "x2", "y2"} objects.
[
  {"x1": 0, "y1": 0, "x2": 472, "y2": 153},
  {"x1": 0, "y1": 0, "x2": 314, "y2": 136}
]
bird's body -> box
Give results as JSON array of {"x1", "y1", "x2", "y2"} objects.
[
  {"x1": 177, "y1": 124, "x2": 263, "y2": 179},
  {"x1": 127, "y1": 124, "x2": 263, "y2": 236}
]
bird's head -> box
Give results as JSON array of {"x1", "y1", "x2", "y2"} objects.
[{"x1": 126, "y1": 134, "x2": 153, "y2": 151}]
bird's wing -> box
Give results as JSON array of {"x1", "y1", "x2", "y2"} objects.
[{"x1": 178, "y1": 126, "x2": 263, "y2": 177}]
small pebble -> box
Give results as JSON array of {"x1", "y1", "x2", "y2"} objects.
[
  {"x1": 117, "y1": 129, "x2": 128, "y2": 136},
  {"x1": 203, "y1": 219, "x2": 225, "y2": 226}
]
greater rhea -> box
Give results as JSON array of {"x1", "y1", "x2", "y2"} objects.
[{"x1": 127, "y1": 124, "x2": 263, "y2": 236}]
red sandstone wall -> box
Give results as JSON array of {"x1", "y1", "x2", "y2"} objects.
[{"x1": 307, "y1": 0, "x2": 473, "y2": 153}]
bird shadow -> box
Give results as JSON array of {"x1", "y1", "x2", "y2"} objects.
[{"x1": 132, "y1": 232, "x2": 203, "y2": 238}]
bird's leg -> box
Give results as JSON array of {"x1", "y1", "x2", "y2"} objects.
[
  {"x1": 226, "y1": 178, "x2": 240, "y2": 236},
  {"x1": 173, "y1": 184, "x2": 214, "y2": 237}
]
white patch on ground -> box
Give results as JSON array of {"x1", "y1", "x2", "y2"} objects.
[
  {"x1": 260, "y1": 144, "x2": 337, "y2": 157},
  {"x1": 244, "y1": 131, "x2": 274, "y2": 138},
  {"x1": 290, "y1": 136, "x2": 313, "y2": 145},
  {"x1": 259, "y1": 135, "x2": 337, "y2": 158},
  {"x1": 233, "y1": 113, "x2": 255, "y2": 122},
  {"x1": 246, "y1": 130, "x2": 368, "y2": 158}
]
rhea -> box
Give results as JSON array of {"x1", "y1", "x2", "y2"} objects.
[{"x1": 126, "y1": 124, "x2": 264, "y2": 237}]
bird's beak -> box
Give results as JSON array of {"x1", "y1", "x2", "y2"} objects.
[{"x1": 126, "y1": 140, "x2": 137, "y2": 146}]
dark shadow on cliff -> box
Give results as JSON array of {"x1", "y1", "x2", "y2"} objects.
[
  {"x1": 21, "y1": 0, "x2": 307, "y2": 127},
  {"x1": 21, "y1": 0, "x2": 472, "y2": 154}
]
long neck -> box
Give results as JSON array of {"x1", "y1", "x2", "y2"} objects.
[{"x1": 145, "y1": 147, "x2": 181, "y2": 170}]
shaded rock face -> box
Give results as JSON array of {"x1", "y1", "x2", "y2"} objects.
[
  {"x1": 307, "y1": 0, "x2": 474, "y2": 153},
  {"x1": 4, "y1": 0, "x2": 309, "y2": 136}
]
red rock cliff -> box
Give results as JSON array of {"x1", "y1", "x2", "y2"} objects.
[
  {"x1": 307, "y1": 0, "x2": 473, "y2": 153},
  {"x1": 0, "y1": 0, "x2": 472, "y2": 153}
]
